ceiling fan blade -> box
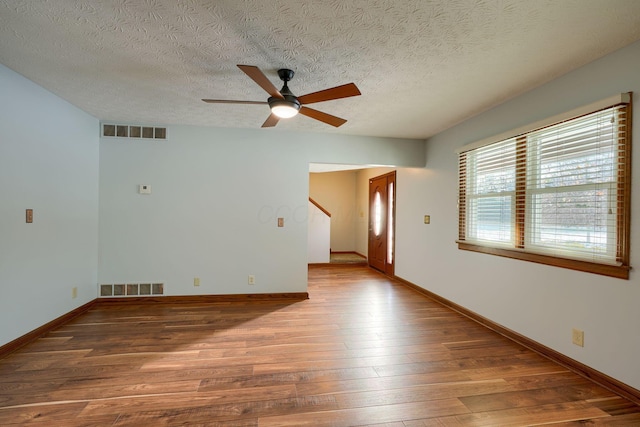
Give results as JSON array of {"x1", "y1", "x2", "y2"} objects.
[
  {"x1": 262, "y1": 113, "x2": 280, "y2": 128},
  {"x1": 299, "y1": 106, "x2": 347, "y2": 127},
  {"x1": 237, "y1": 65, "x2": 283, "y2": 99},
  {"x1": 297, "y1": 83, "x2": 361, "y2": 105},
  {"x1": 202, "y1": 99, "x2": 267, "y2": 105}
]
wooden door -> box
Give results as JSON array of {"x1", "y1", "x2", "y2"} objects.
[{"x1": 368, "y1": 171, "x2": 395, "y2": 275}]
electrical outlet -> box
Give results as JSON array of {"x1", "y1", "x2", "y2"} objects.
[
  {"x1": 193, "y1": 277, "x2": 200, "y2": 287},
  {"x1": 72, "y1": 287, "x2": 78, "y2": 299},
  {"x1": 248, "y1": 275, "x2": 255, "y2": 285},
  {"x1": 572, "y1": 328, "x2": 584, "y2": 347}
]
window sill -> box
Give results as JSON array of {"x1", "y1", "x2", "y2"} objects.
[{"x1": 457, "y1": 241, "x2": 630, "y2": 279}]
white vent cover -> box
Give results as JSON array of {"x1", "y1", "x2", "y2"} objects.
[
  {"x1": 102, "y1": 124, "x2": 167, "y2": 140},
  {"x1": 99, "y1": 283, "x2": 164, "y2": 297}
]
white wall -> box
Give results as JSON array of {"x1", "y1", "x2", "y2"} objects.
[
  {"x1": 98, "y1": 126, "x2": 425, "y2": 296},
  {"x1": 394, "y1": 40, "x2": 640, "y2": 390},
  {"x1": 309, "y1": 170, "x2": 357, "y2": 252},
  {"x1": 0, "y1": 64, "x2": 99, "y2": 346},
  {"x1": 307, "y1": 201, "x2": 330, "y2": 263},
  {"x1": 0, "y1": 59, "x2": 424, "y2": 346}
]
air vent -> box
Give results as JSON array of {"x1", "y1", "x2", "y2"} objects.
[
  {"x1": 102, "y1": 124, "x2": 167, "y2": 140},
  {"x1": 99, "y1": 283, "x2": 164, "y2": 297}
]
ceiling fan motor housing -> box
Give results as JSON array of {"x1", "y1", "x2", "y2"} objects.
[
  {"x1": 268, "y1": 94, "x2": 301, "y2": 117},
  {"x1": 270, "y1": 69, "x2": 300, "y2": 115}
]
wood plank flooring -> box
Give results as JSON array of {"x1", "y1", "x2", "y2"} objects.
[{"x1": 1, "y1": 265, "x2": 639, "y2": 426}]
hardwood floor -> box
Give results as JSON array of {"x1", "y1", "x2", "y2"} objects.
[{"x1": 1, "y1": 265, "x2": 639, "y2": 426}]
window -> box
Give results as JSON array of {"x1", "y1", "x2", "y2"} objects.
[
  {"x1": 373, "y1": 191, "x2": 382, "y2": 236},
  {"x1": 458, "y1": 93, "x2": 632, "y2": 279}
]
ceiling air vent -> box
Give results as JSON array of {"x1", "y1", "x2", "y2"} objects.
[{"x1": 102, "y1": 124, "x2": 167, "y2": 140}]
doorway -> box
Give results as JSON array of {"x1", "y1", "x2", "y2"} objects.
[{"x1": 368, "y1": 171, "x2": 395, "y2": 275}]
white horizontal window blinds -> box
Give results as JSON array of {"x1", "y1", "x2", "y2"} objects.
[
  {"x1": 525, "y1": 107, "x2": 625, "y2": 263},
  {"x1": 457, "y1": 93, "x2": 631, "y2": 278},
  {"x1": 463, "y1": 138, "x2": 516, "y2": 245}
]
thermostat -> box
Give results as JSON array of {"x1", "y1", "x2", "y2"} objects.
[{"x1": 139, "y1": 184, "x2": 152, "y2": 194}]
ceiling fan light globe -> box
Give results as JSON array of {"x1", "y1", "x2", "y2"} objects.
[
  {"x1": 272, "y1": 105, "x2": 299, "y2": 118},
  {"x1": 268, "y1": 96, "x2": 301, "y2": 118}
]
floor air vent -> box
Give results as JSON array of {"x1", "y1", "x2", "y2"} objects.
[
  {"x1": 102, "y1": 124, "x2": 167, "y2": 140},
  {"x1": 99, "y1": 283, "x2": 164, "y2": 297}
]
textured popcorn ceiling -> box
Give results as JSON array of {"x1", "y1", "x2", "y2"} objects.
[{"x1": 1, "y1": 0, "x2": 640, "y2": 139}]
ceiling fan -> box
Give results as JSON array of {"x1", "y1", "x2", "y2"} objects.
[{"x1": 202, "y1": 65, "x2": 361, "y2": 128}]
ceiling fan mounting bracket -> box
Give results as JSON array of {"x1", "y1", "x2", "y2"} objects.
[{"x1": 277, "y1": 69, "x2": 295, "y2": 82}]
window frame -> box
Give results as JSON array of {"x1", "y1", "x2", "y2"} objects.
[{"x1": 457, "y1": 94, "x2": 632, "y2": 279}]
